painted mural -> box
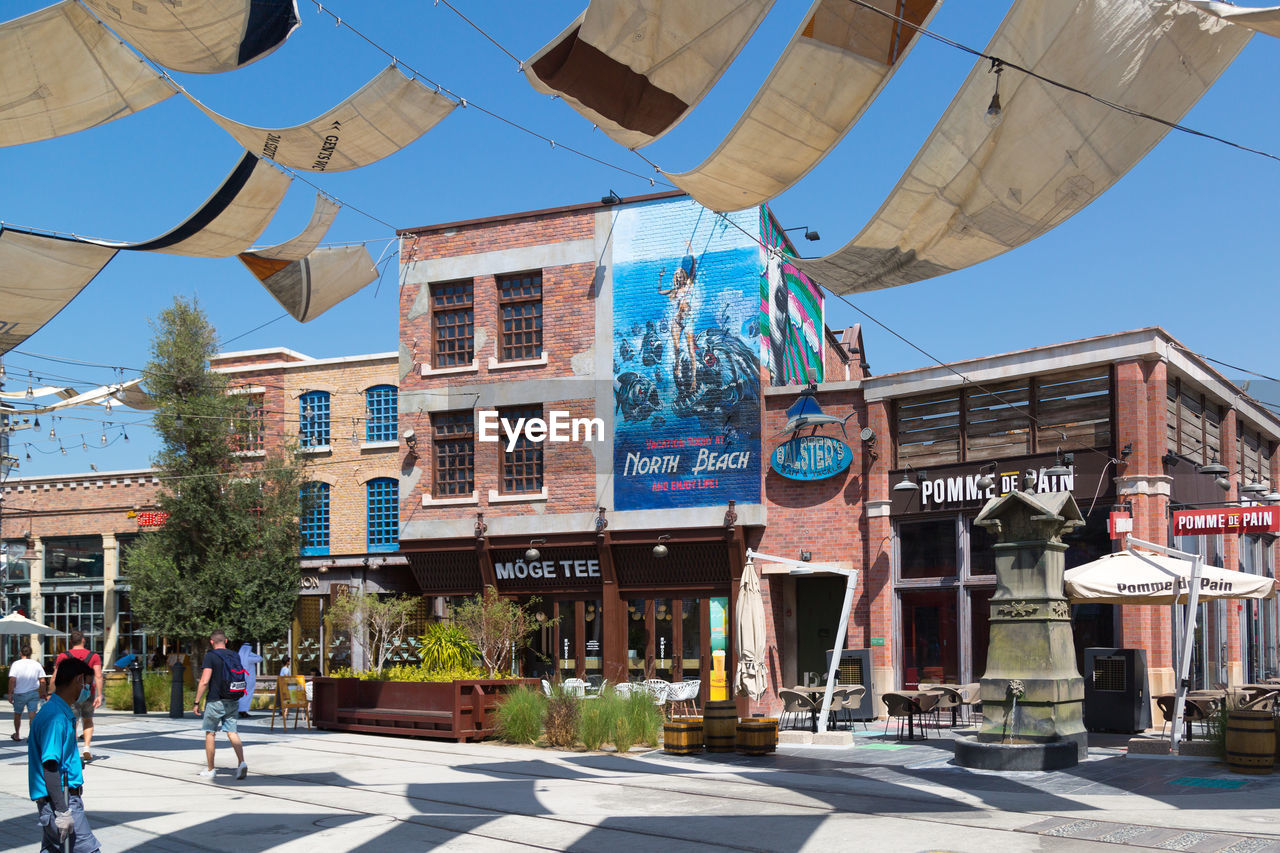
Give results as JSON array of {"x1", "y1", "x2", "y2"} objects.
[
  {"x1": 611, "y1": 200, "x2": 762, "y2": 510},
  {"x1": 760, "y1": 210, "x2": 825, "y2": 386}
]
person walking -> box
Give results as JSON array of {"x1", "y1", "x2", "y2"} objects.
[
  {"x1": 28, "y1": 654, "x2": 100, "y2": 853},
  {"x1": 237, "y1": 643, "x2": 262, "y2": 719},
  {"x1": 50, "y1": 631, "x2": 103, "y2": 762},
  {"x1": 8, "y1": 644, "x2": 48, "y2": 741},
  {"x1": 192, "y1": 629, "x2": 248, "y2": 779}
]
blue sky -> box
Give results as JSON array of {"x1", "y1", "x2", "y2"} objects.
[{"x1": 2, "y1": 0, "x2": 1278, "y2": 478}]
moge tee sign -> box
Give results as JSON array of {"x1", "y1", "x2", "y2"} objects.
[{"x1": 1171, "y1": 507, "x2": 1280, "y2": 537}]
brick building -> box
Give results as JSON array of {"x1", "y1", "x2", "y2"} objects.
[
  {"x1": 0, "y1": 347, "x2": 404, "y2": 672},
  {"x1": 396, "y1": 192, "x2": 1280, "y2": 720}
]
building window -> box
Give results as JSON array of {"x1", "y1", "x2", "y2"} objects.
[
  {"x1": 299, "y1": 391, "x2": 330, "y2": 448},
  {"x1": 498, "y1": 272, "x2": 543, "y2": 362},
  {"x1": 367, "y1": 478, "x2": 399, "y2": 552},
  {"x1": 432, "y1": 280, "x2": 474, "y2": 368},
  {"x1": 300, "y1": 482, "x2": 330, "y2": 556},
  {"x1": 432, "y1": 411, "x2": 475, "y2": 497},
  {"x1": 500, "y1": 405, "x2": 544, "y2": 494},
  {"x1": 234, "y1": 393, "x2": 265, "y2": 453},
  {"x1": 365, "y1": 385, "x2": 398, "y2": 443},
  {"x1": 43, "y1": 536, "x2": 104, "y2": 581}
]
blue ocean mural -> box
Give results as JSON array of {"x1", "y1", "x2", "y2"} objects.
[{"x1": 611, "y1": 200, "x2": 762, "y2": 510}]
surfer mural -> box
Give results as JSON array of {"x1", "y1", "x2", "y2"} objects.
[{"x1": 611, "y1": 199, "x2": 763, "y2": 511}]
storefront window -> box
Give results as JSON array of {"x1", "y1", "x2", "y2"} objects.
[
  {"x1": 2, "y1": 540, "x2": 30, "y2": 582},
  {"x1": 681, "y1": 598, "x2": 701, "y2": 679},
  {"x1": 901, "y1": 588, "x2": 958, "y2": 688},
  {"x1": 583, "y1": 601, "x2": 603, "y2": 679},
  {"x1": 43, "y1": 536, "x2": 104, "y2": 581},
  {"x1": 968, "y1": 519, "x2": 997, "y2": 577},
  {"x1": 654, "y1": 599, "x2": 674, "y2": 679},
  {"x1": 969, "y1": 588, "x2": 994, "y2": 681},
  {"x1": 43, "y1": 592, "x2": 105, "y2": 666},
  {"x1": 559, "y1": 601, "x2": 577, "y2": 680},
  {"x1": 627, "y1": 599, "x2": 649, "y2": 680},
  {"x1": 899, "y1": 519, "x2": 957, "y2": 579}
]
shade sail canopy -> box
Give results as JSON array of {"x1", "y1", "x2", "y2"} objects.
[
  {"x1": 187, "y1": 66, "x2": 456, "y2": 172},
  {"x1": 81, "y1": 0, "x2": 300, "y2": 74},
  {"x1": 0, "y1": 1, "x2": 174, "y2": 148},
  {"x1": 0, "y1": 228, "x2": 117, "y2": 356},
  {"x1": 795, "y1": 0, "x2": 1256, "y2": 295},
  {"x1": 668, "y1": 0, "x2": 941, "y2": 212},
  {"x1": 0, "y1": 612, "x2": 60, "y2": 636},
  {"x1": 734, "y1": 560, "x2": 768, "y2": 702},
  {"x1": 526, "y1": 0, "x2": 775, "y2": 149},
  {"x1": 245, "y1": 194, "x2": 339, "y2": 262},
  {"x1": 1187, "y1": 1, "x2": 1280, "y2": 37},
  {"x1": 1064, "y1": 550, "x2": 1277, "y2": 605},
  {"x1": 89, "y1": 152, "x2": 291, "y2": 257},
  {"x1": 241, "y1": 245, "x2": 378, "y2": 323}
]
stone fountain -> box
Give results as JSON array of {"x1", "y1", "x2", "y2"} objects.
[{"x1": 954, "y1": 486, "x2": 1088, "y2": 771}]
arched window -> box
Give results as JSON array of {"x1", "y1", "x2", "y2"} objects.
[
  {"x1": 365, "y1": 385, "x2": 398, "y2": 443},
  {"x1": 367, "y1": 478, "x2": 399, "y2": 552},
  {"x1": 300, "y1": 482, "x2": 330, "y2": 556},
  {"x1": 299, "y1": 390, "x2": 330, "y2": 448}
]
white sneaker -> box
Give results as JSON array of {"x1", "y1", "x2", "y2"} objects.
[
  {"x1": 235, "y1": 762, "x2": 247, "y2": 780},
  {"x1": 198, "y1": 768, "x2": 216, "y2": 778}
]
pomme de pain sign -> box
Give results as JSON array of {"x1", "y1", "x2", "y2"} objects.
[
  {"x1": 770, "y1": 434, "x2": 852, "y2": 481},
  {"x1": 1172, "y1": 506, "x2": 1279, "y2": 537}
]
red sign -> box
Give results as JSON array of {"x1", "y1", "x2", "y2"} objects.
[
  {"x1": 1171, "y1": 506, "x2": 1280, "y2": 537},
  {"x1": 136, "y1": 511, "x2": 169, "y2": 528},
  {"x1": 1108, "y1": 511, "x2": 1133, "y2": 539}
]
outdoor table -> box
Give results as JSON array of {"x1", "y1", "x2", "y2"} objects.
[
  {"x1": 792, "y1": 686, "x2": 835, "y2": 731},
  {"x1": 895, "y1": 690, "x2": 941, "y2": 740}
]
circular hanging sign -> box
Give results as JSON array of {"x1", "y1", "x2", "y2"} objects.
[{"x1": 770, "y1": 434, "x2": 852, "y2": 481}]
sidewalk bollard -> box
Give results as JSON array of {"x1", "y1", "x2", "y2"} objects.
[
  {"x1": 129, "y1": 660, "x2": 146, "y2": 715},
  {"x1": 170, "y1": 660, "x2": 185, "y2": 719}
]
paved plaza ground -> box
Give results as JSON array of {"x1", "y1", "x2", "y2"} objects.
[{"x1": 1, "y1": 708, "x2": 1279, "y2": 852}]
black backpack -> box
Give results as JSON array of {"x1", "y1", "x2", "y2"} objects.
[{"x1": 214, "y1": 649, "x2": 248, "y2": 700}]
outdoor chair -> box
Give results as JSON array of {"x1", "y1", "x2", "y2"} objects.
[
  {"x1": 820, "y1": 688, "x2": 848, "y2": 730},
  {"x1": 541, "y1": 679, "x2": 553, "y2": 697},
  {"x1": 271, "y1": 675, "x2": 310, "y2": 731},
  {"x1": 665, "y1": 679, "x2": 700, "y2": 717},
  {"x1": 838, "y1": 685, "x2": 868, "y2": 731},
  {"x1": 563, "y1": 678, "x2": 588, "y2": 698},
  {"x1": 778, "y1": 689, "x2": 816, "y2": 732},
  {"x1": 961, "y1": 683, "x2": 982, "y2": 723},
  {"x1": 642, "y1": 679, "x2": 670, "y2": 710},
  {"x1": 929, "y1": 686, "x2": 965, "y2": 727},
  {"x1": 882, "y1": 691, "x2": 935, "y2": 740},
  {"x1": 613, "y1": 682, "x2": 633, "y2": 698},
  {"x1": 1239, "y1": 691, "x2": 1277, "y2": 713},
  {"x1": 1156, "y1": 694, "x2": 1216, "y2": 741}
]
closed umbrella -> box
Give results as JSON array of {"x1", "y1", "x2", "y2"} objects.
[
  {"x1": 734, "y1": 560, "x2": 767, "y2": 702},
  {"x1": 0, "y1": 612, "x2": 60, "y2": 636},
  {"x1": 1064, "y1": 551, "x2": 1276, "y2": 604}
]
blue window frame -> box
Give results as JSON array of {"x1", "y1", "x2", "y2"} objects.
[
  {"x1": 299, "y1": 390, "x2": 330, "y2": 448},
  {"x1": 367, "y1": 478, "x2": 399, "y2": 552},
  {"x1": 300, "y1": 482, "x2": 330, "y2": 556},
  {"x1": 365, "y1": 385, "x2": 398, "y2": 443}
]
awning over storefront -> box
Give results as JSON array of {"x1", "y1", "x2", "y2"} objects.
[{"x1": 1064, "y1": 550, "x2": 1277, "y2": 605}]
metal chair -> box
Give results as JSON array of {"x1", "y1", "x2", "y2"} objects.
[
  {"x1": 881, "y1": 692, "x2": 935, "y2": 740},
  {"x1": 778, "y1": 689, "x2": 816, "y2": 731},
  {"x1": 838, "y1": 685, "x2": 868, "y2": 731},
  {"x1": 642, "y1": 679, "x2": 670, "y2": 713}
]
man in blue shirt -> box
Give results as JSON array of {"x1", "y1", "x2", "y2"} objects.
[{"x1": 28, "y1": 654, "x2": 100, "y2": 853}]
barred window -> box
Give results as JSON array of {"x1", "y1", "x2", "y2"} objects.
[
  {"x1": 300, "y1": 482, "x2": 330, "y2": 556},
  {"x1": 432, "y1": 280, "x2": 474, "y2": 368},
  {"x1": 365, "y1": 385, "x2": 398, "y2": 443},
  {"x1": 498, "y1": 272, "x2": 543, "y2": 362},
  {"x1": 367, "y1": 478, "x2": 399, "y2": 551},
  {"x1": 233, "y1": 393, "x2": 265, "y2": 453},
  {"x1": 432, "y1": 411, "x2": 474, "y2": 497},
  {"x1": 500, "y1": 405, "x2": 544, "y2": 494},
  {"x1": 299, "y1": 390, "x2": 330, "y2": 448}
]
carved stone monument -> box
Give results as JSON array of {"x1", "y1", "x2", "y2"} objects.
[{"x1": 954, "y1": 487, "x2": 1088, "y2": 770}]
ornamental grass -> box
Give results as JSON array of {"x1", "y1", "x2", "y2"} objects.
[{"x1": 495, "y1": 685, "x2": 546, "y2": 745}]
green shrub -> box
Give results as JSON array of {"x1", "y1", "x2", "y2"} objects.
[
  {"x1": 579, "y1": 689, "x2": 623, "y2": 751},
  {"x1": 104, "y1": 671, "x2": 194, "y2": 711},
  {"x1": 545, "y1": 688, "x2": 581, "y2": 748},
  {"x1": 419, "y1": 623, "x2": 479, "y2": 671},
  {"x1": 495, "y1": 686, "x2": 546, "y2": 744},
  {"x1": 621, "y1": 689, "x2": 663, "y2": 748},
  {"x1": 327, "y1": 664, "x2": 493, "y2": 682},
  {"x1": 612, "y1": 713, "x2": 637, "y2": 754}
]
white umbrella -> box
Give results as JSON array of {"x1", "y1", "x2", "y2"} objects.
[
  {"x1": 1064, "y1": 550, "x2": 1277, "y2": 605},
  {"x1": 0, "y1": 612, "x2": 60, "y2": 636},
  {"x1": 734, "y1": 560, "x2": 768, "y2": 702}
]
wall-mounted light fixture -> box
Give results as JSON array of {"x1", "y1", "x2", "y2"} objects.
[
  {"x1": 403, "y1": 428, "x2": 417, "y2": 454},
  {"x1": 594, "y1": 506, "x2": 608, "y2": 534},
  {"x1": 893, "y1": 467, "x2": 925, "y2": 493},
  {"x1": 653, "y1": 534, "x2": 671, "y2": 559},
  {"x1": 976, "y1": 462, "x2": 997, "y2": 491},
  {"x1": 525, "y1": 538, "x2": 546, "y2": 562},
  {"x1": 1197, "y1": 452, "x2": 1228, "y2": 476},
  {"x1": 1045, "y1": 448, "x2": 1074, "y2": 478},
  {"x1": 799, "y1": 550, "x2": 812, "y2": 562},
  {"x1": 601, "y1": 190, "x2": 622, "y2": 205},
  {"x1": 474, "y1": 512, "x2": 487, "y2": 539},
  {"x1": 724, "y1": 499, "x2": 737, "y2": 529},
  {"x1": 783, "y1": 225, "x2": 821, "y2": 241}
]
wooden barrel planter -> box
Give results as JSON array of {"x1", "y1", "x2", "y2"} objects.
[
  {"x1": 1226, "y1": 710, "x2": 1275, "y2": 775},
  {"x1": 736, "y1": 717, "x2": 779, "y2": 756},
  {"x1": 704, "y1": 701, "x2": 738, "y2": 753},
  {"x1": 663, "y1": 717, "x2": 703, "y2": 755},
  {"x1": 1273, "y1": 717, "x2": 1280, "y2": 761}
]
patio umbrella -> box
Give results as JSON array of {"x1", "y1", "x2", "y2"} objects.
[
  {"x1": 0, "y1": 612, "x2": 60, "y2": 636},
  {"x1": 1064, "y1": 550, "x2": 1277, "y2": 605},
  {"x1": 734, "y1": 559, "x2": 768, "y2": 702}
]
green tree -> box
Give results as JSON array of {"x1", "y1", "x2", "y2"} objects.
[
  {"x1": 126, "y1": 296, "x2": 307, "y2": 645},
  {"x1": 452, "y1": 587, "x2": 541, "y2": 678},
  {"x1": 328, "y1": 592, "x2": 418, "y2": 673}
]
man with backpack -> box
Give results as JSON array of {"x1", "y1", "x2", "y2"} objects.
[
  {"x1": 192, "y1": 629, "x2": 248, "y2": 780},
  {"x1": 50, "y1": 631, "x2": 103, "y2": 763}
]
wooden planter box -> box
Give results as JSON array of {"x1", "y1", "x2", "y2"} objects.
[{"x1": 311, "y1": 677, "x2": 536, "y2": 742}]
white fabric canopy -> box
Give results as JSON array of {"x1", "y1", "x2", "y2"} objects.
[
  {"x1": 1064, "y1": 550, "x2": 1277, "y2": 605},
  {"x1": 1187, "y1": 1, "x2": 1280, "y2": 37},
  {"x1": 0, "y1": 612, "x2": 60, "y2": 636},
  {"x1": 796, "y1": 0, "x2": 1256, "y2": 294},
  {"x1": 0, "y1": 1, "x2": 174, "y2": 148},
  {"x1": 89, "y1": 152, "x2": 291, "y2": 257},
  {"x1": 0, "y1": 228, "x2": 117, "y2": 356},
  {"x1": 81, "y1": 0, "x2": 300, "y2": 74},
  {"x1": 668, "y1": 0, "x2": 941, "y2": 212},
  {"x1": 240, "y1": 245, "x2": 378, "y2": 323},
  {"x1": 246, "y1": 194, "x2": 339, "y2": 261},
  {"x1": 0, "y1": 386, "x2": 76, "y2": 401},
  {"x1": 734, "y1": 560, "x2": 768, "y2": 702},
  {"x1": 526, "y1": 0, "x2": 775, "y2": 149},
  {"x1": 24, "y1": 378, "x2": 148, "y2": 414},
  {"x1": 186, "y1": 66, "x2": 456, "y2": 172}
]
